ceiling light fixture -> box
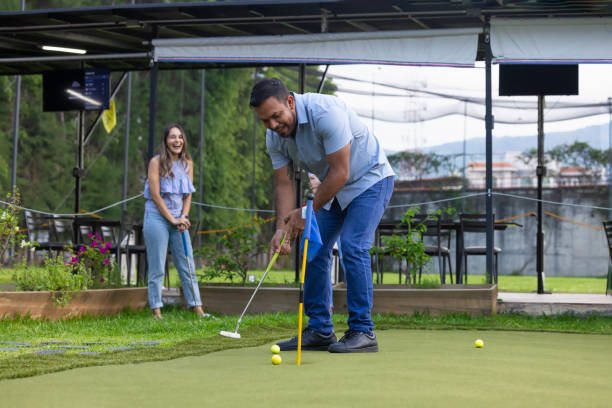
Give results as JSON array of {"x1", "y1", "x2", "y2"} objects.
[{"x1": 42, "y1": 45, "x2": 87, "y2": 55}]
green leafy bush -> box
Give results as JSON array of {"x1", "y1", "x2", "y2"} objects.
[
  {"x1": 1, "y1": 189, "x2": 36, "y2": 263},
  {"x1": 14, "y1": 253, "x2": 88, "y2": 307},
  {"x1": 198, "y1": 217, "x2": 266, "y2": 285},
  {"x1": 12, "y1": 231, "x2": 121, "y2": 307}
]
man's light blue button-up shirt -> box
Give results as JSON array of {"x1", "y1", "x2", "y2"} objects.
[{"x1": 266, "y1": 92, "x2": 394, "y2": 210}]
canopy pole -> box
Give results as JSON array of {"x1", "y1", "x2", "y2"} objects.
[
  {"x1": 11, "y1": 75, "x2": 20, "y2": 195},
  {"x1": 294, "y1": 63, "x2": 306, "y2": 282},
  {"x1": 537, "y1": 95, "x2": 547, "y2": 294},
  {"x1": 73, "y1": 110, "x2": 85, "y2": 243},
  {"x1": 122, "y1": 71, "x2": 132, "y2": 219},
  {"x1": 10, "y1": 0, "x2": 25, "y2": 195},
  {"x1": 147, "y1": 26, "x2": 159, "y2": 162},
  {"x1": 148, "y1": 64, "x2": 158, "y2": 161},
  {"x1": 608, "y1": 97, "x2": 612, "y2": 220},
  {"x1": 484, "y1": 18, "x2": 495, "y2": 284},
  {"x1": 251, "y1": 68, "x2": 259, "y2": 210},
  {"x1": 197, "y1": 69, "x2": 205, "y2": 253},
  {"x1": 317, "y1": 65, "x2": 329, "y2": 94}
]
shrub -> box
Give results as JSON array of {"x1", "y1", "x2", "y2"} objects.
[
  {"x1": 198, "y1": 217, "x2": 267, "y2": 285},
  {"x1": 14, "y1": 253, "x2": 88, "y2": 307},
  {"x1": 0, "y1": 189, "x2": 35, "y2": 264}
]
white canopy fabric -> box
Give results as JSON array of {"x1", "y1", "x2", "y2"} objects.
[
  {"x1": 491, "y1": 17, "x2": 612, "y2": 63},
  {"x1": 153, "y1": 28, "x2": 480, "y2": 67}
]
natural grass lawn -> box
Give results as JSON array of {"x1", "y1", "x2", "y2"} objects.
[
  {"x1": 1, "y1": 308, "x2": 612, "y2": 381},
  {"x1": 1, "y1": 266, "x2": 608, "y2": 293},
  {"x1": 195, "y1": 268, "x2": 608, "y2": 294}
]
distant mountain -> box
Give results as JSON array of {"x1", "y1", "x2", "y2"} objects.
[{"x1": 415, "y1": 123, "x2": 610, "y2": 157}]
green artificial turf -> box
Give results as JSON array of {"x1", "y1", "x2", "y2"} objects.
[
  {"x1": 1, "y1": 309, "x2": 612, "y2": 381},
  {"x1": 1, "y1": 330, "x2": 611, "y2": 408}
]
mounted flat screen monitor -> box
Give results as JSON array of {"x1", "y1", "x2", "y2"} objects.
[
  {"x1": 499, "y1": 64, "x2": 578, "y2": 96},
  {"x1": 43, "y1": 68, "x2": 110, "y2": 111}
]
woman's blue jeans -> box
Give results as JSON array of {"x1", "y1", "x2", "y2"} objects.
[
  {"x1": 305, "y1": 176, "x2": 394, "y2": 334},
  {"x1": 143, "y1": 210, "x2": 202, "y2": 309}
]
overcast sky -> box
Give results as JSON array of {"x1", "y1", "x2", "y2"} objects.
[{"x1": 328, "y1": 64, "x2": 612, "y2": 152}]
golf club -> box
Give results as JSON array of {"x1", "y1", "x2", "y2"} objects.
[
  {"x1": 219, "y1": 232, "x2": 287, "y2": 339},
  {"x1": 181, "y1": 230, "x2": 209, "y2": 317}
]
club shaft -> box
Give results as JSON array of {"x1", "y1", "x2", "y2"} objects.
[
  {"x1": 181, "y1": 231, "x2": 198, "y2": 306},
  {"x1": 233, "y1": 233, "x2": 286, "y2": 333},
  {"x1": 297, "y1": 238, "x2": 309, "y2": 366}
]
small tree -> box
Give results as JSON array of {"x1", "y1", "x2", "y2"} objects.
[
  {"x1": 370, "y1": 206, "x2": 454, "y2": 285},
  {"x1": 198, "y1": 217, "x2": 266, "y2": 285}
]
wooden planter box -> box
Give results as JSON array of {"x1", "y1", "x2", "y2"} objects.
[
  {"x1": 0, "y1": 287, "x2": 148, "y2": 320},
  {"x1": 199, "y1": 284, "x2": 497, "y2": 317}
]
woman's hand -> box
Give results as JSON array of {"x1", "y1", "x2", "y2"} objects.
[
  {"x1": 172, "y1": 216, "x2": 190, "y2": 232},
  {"x1": 178, "y1": 215, "x2": 191, "y2": 229}
]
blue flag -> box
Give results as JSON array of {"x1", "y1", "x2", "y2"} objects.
[{"x1": 300, "y1": 200, "x2": 322, "y2": 262}]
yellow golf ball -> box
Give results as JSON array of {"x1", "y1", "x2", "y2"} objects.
[
  {"x1": 270, "y1": 344, "x2": 280, "y2": 354},
  {"x1": 475, "y1": 339, "x2": 484, "y2": 348},
  {"x1": 271, "y1": 354, "x2": 282, "y2": 365}
]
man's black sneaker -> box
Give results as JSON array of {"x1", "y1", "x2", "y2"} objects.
[
  {"x1": 328, "y1": 330, "x2": 378, "y2": 353},
  {"x1": 277, "y1": 329, "x2": 337, "y2": 351}
]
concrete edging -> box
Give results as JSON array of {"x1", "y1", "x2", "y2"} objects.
[{"x1": 199, "y1": 284, "x2": 498, "y2": 317}]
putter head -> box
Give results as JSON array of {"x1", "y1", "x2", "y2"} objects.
[{"x1": 219, "y1": 330, "x2": 241, "y2": 339}]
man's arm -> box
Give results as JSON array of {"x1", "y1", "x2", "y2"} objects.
[{"x1": 271, "y1": 165, "x2": 296, "y2": 257}]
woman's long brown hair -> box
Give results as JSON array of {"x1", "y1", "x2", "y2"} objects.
[{"x1": 158, "y1": 123, "x2": 192, "y2": 178}]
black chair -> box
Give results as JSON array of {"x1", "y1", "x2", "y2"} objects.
[
  {"x1": 459, "y1": 213, "x2": 501, "y2": 284},
  {"x1": 602, "y1": 221, "x2": 612, "y2": 295},
  {"x1": 371, "y1": 225, "x2": 405, "y2": 284},
  {"x1": 24, "y1": 210, "x2": 70, "y2": 256},
  {"x1": 411, "y1": 214, "x2": 453, "y2": 284},
  {"x1": 123, "y1": 222, "x2": 148, "y2": 287}
]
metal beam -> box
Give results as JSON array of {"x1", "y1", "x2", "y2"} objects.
[{"x1": 0, "y1": 52, "x2": 148, "y2": 64}]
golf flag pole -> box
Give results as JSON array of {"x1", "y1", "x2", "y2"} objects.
[{"x1": 297, "y1": 194, "x2": 314, "y2": 366}]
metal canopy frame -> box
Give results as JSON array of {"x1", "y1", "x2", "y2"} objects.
[
  {"x1": 4, "y1": 0, "x2": 612, "y2": 291},
  {"x1": 3, "y1": 0, "x2": 612, "y2": 75}
]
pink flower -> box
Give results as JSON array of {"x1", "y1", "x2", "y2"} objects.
[
  {"x1": 100, "y1": 247, "x2": 108, "y2": 254},
  {"x1": 103, "y1": 259, "x2": 110, "y2": 265},
  {"x1": 90, "y1": 242, "x2": 98, "y2": 248},
  {"x1": 100, "y1": 277, "x2": 105, "y2": 282},
  {"x1": 105, "y1": 242, "x2": 112, "y2": 249},
  {"x1": 87, "y1": 233, "x2": 93, "y2": 238},
  {"x1": 71, "y1": 257, "x2": 79, "y2": 264},
  {"x1": 79, "y1": 246, "x2": 86, "y2": 253}
]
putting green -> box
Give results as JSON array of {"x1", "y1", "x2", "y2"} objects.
[{"x1": 1, "y1": 330, "x2": 610, "y2": 408}]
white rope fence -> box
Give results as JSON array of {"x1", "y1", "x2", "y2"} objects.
[{"x1": 3, "y1": 190, "x2": 611, "y2": 218}]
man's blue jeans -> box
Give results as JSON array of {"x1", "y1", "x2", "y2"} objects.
[{"x1": 305, "y1": 176, "x2": 394, "y2": 334}]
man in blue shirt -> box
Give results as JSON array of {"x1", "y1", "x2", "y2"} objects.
[{"x1": 250, "y1": 78, "x2": 394, "y2": 353}]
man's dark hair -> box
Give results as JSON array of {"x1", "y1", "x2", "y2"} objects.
[{"x1": 250, "y1": 78, "x2": 290, "y2": 107}]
